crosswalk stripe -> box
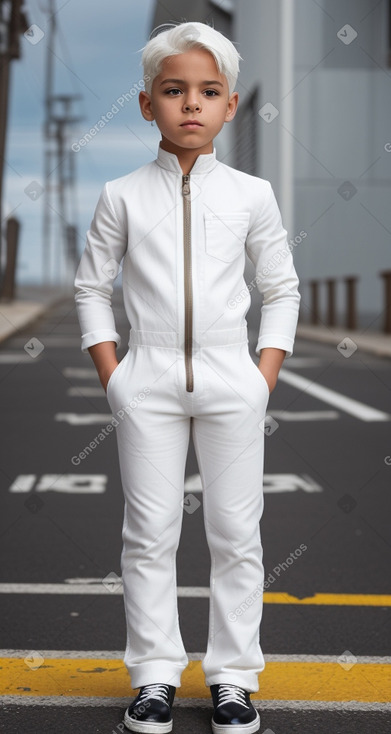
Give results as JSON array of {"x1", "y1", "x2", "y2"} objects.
[{"x1": 1, "y1": 658, "x2": 389, "y2": 703}]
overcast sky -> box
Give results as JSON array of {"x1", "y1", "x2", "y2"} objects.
[{"x1": 4, "y1": 0, "x2": 162, "y2": 284}]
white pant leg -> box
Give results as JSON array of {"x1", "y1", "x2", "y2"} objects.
[
  {"x1": 192, "y1": 342, "x2": 269, "y2": 692},
  {"x1": 106, "y1": 344, "x2": 190, "y2": 689},
  {"x1": 106, "y1": 335, "x2": 269, "y2": 692}
]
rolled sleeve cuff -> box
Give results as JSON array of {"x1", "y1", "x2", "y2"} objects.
[
  {"x1": 255, "y1": 334, "x2": 295, "y2": 359},
  {"x1": 80, "y1": 329, "x2": 121, "y2": 353}
]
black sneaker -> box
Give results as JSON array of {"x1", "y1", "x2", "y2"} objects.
[
  {"x1": 123, "y1": 682, "x2": 176, "y2": 732},
  {"x1": 210, "y1": 683, "x2": 260, "y2": 733}
]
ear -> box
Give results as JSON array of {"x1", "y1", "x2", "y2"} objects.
[
  {"x1": 224, "y1": 91, "x2": 239, "y2": 123},
  {"x1": 139, "y1": 91, "x2": 154, "y2": 122}
]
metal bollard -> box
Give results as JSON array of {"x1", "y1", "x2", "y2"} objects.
[
  {"x1": 310, "y1": 280, "x2": 319, "y2": 324},
  {"x1": 0, "y1": 216, "x2": 20, "y2": 301},
  {"x1": 344, "y1": 276, "x2": 358, "y2": 330},
  {"x1": 379, "y1": 270, "x2": 391, "y2": 334},
  {"x1": 325, "y1": 278, "x2": 336, "y2": 326}
]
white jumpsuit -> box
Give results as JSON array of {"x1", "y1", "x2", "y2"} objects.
[{"x1": 74, "y1": 143, "x2": 301, "y2": 692}]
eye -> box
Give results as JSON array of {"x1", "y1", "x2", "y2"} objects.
[{"x1": 164, "y1": 88, "x2": 219, "y2": 97}]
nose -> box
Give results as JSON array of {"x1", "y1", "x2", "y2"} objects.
[{"x1": 183, "y1": 94, "x2": 201, "y2": 112}]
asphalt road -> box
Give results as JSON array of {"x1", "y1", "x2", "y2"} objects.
[{"x1": 0, "y1": 289, "x2": 390, "y2": 732}]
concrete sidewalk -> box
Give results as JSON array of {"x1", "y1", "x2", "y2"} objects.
[
  {"x1": 0, "y1": 286, "x2": 72, "y2": 345},
  {"x1": 296, "y1": 323, "x2": 391, "y2": 359}
]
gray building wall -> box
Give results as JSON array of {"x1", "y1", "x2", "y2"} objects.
[
  {"x1": 149, "y1": 0, "x2": 391, "y2": 328},
  {"x1": 291, "y1": 0, "x2": 391, "y2": 328}
]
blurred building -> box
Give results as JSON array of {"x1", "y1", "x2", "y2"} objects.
[{"x1": 149, "y1": 0, "x2": 391, "y2": 330}]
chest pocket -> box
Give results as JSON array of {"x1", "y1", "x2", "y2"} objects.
[{"x1": 204, "y1": 212, "x2": 250, "y2": 262}]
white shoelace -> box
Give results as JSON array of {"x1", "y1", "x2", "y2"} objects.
[
  {"x1": 217, "y1": 684, "x2": 249, "y2": 708},
  {"x1": 138, "y1": 683, "x2": 171, "y2": 705}
]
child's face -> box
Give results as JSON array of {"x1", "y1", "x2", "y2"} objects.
[{"x1": 139, "y1": 47, "x2": 238, "y2": 159}]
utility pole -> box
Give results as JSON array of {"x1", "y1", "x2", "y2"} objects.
[
  {"x1": 42, "y1": 0, "x2": 82, "y2": 285},
  {"x1": 0, "y1": 0, "x2": 29, "y2": 295}
]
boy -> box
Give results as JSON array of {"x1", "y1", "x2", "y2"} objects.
[{"x1": 74, "y1": 20, "x2": 301, "y2": 734}]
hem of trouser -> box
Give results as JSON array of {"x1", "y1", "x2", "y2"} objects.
[
  {"x1": 204, "y1": 673, "x2": 261, "y2": 693},
  {"x1": 126, "y1": 662, "x2": 188, "y2": 690}
]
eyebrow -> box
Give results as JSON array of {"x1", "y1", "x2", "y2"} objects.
[{"x1": 159, "y1": 78, "x2": 224, "y2": 87}]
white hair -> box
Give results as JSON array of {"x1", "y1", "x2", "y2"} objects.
[{"x1": 139, "y1": 21, "x2": 242, "y2": 96}]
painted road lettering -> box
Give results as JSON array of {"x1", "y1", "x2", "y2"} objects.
[
  {"x1": 184, "y1": 473, "x2": 323, "y2": 493},
  {"x1": 9, "y1": 473, "x2": 322, "y2": 494},
  {"x1": 9, "y1": 475, "x2": 107, "y2": 494}
]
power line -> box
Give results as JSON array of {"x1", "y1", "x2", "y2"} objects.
[
  {"x1": 41, "y1": 0, "x2": 83, "y2": 285},
  {"x1": 0, "y1": 0, "x2": 29, "y2": 298}
]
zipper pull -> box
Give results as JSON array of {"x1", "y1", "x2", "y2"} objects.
[{"x1": 182, "y1": 174, "x2": 190, "y2": 196}]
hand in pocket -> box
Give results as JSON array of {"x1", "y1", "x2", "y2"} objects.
[{"x1": 102, "y1": 361, "x2": 120, "y2": 393}]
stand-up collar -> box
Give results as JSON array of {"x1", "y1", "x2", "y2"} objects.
[{"x1": 155, "y1": 142, "x2": 218, "y2": 174}]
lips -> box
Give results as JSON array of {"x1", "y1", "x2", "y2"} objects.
[{"x1": 181, "y1": 121, "x2": 203, "y2": 127}]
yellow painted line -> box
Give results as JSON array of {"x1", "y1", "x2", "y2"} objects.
[
  {"x1": 1, "y1": 585, "x2": 391, "y2": 607},
  {"x1": 1, "y1": 658, "x2": 390, "y2": 703},
  {"x1": 263, "y1": 592, "x2": 391, "y2": 606}
]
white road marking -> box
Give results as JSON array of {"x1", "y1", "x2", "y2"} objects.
[
  {"x1": 8, "y1": 474, "x2": 36, "y2": 492},
  {"x1": 55, "y1": 413, "x2": 112, "y2": 424},
  {"x1": 29, "y1": 336, "x2": 82, "y2": 347},
  {"x1": 0, "y1": 583, "x2": 210, "y2": 597},
  {"x1": 67, "y1": 387, "x2": 104, "y2": 397},
  {"x1": 184, "y1": 473, "x2": 322, "y2": 493},
  {"x1": 62, "y1": 579, "x2": 204, "y2": 592},
  {"x1": 8, "y1": 336, "x2": 83, "y2": 348},
  {"x1": 0, "y1": 353, "x2": 38, "y2": 364},
  {"x1": 263, "y1": 474, "x2": 322, "y2": 492},
  {"x1": 278, "y1": 368, "x2": 390, "y2": 421},
  {"x1": 63, "y1": 368, "x2": 98, "y2": 379},
  {"x1": 0, "y1": 695, "x2": 388, "y2": 710},
  {"x1": 54, "y1": 401, "x2": 379, "y2": 425},
  {"x1": 282, "y1": 357, "x2": 326, "y2": 368},
  {"x1": 9, "y1": 475, "x2": 107, "y2": 494},
  {"x1": 1, "y1": 649, "x2": 389, "y2": 664},
  {"x1": 65, "y1": 577, "x2": 113, "y2": 584},
  {"x1": 9, "y1": 473, "x2": 321, "y2": 496},
  {"x1": 0, "y1": 582, "x2": 124, "y2": 594},
  {"x1": 184, "y1": 474, "x2": 203, "y2": 491},
  {"x1": 253, "y1": 701, "x2": 391, "y2": 711},
  {"x1": 270, "y1": 410, "x2": 339, "y2": 421}
]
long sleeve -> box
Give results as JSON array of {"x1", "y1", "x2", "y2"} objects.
[
  {"x1": 74, "y1": 182, "x2": 128, "y2": 352},
  {"x1": 245, "y1": 181, "x2": 301, "y2": 359}
]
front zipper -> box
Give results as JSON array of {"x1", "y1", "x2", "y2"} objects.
[{"x1": 182, "y1": 174, "x2": 194, "y2": 392}]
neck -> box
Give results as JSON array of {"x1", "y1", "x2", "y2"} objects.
[{"x1": 159, "y1": 138, "x2": 213, "y2": 175}]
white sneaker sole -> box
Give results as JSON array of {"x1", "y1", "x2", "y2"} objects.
[
  {"x1": 123, "y1": 708, "x2": 173, "y2": 733},
  {"x1": 211, "y1": 708, "x2": 260, "y2": 734}
]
